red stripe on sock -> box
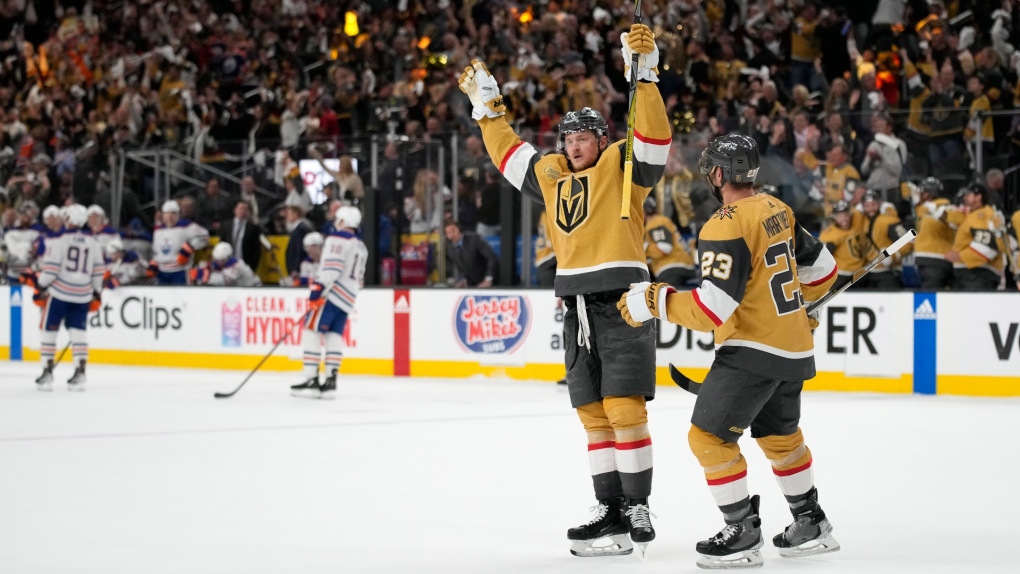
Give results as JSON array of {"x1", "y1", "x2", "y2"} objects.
[
  {"x1": 773, "y1": 459, "x2": 813, "y2": 477},
  {"x1": 587, "y1": 441, "x2": 616, "y2": 451},
  {"x1": 615, "y1": 437, "x2": 652, "y2": 450},
  {"x1": 707, "y1": 469, "x2": 747, "y2": 486}
]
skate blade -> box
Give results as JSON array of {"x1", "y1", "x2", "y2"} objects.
[
  {"x1": 570, "y1": 534, "x2": 634, "y2": 557},
  {"x1": 67, "y1": 384, "x2": 86, "y2": 393},
  {"x1": 696, "y1": 544, "x2": 764, "y2": 569},
  {"x1": 318, "y1": 390, "x2": 336, "y2": 400},
  {"x1": 636, "y1": 542, "x2": 649, "y2": 558},
  {"x1": 36, "y1": 383, "x2": 53, "y2": 392},
  {"x1": 777, "y1": 532, "x2": 840, "y2": 558},
  {"x1": 290, "y1": 389, "x2": 321, "y2": 399}
]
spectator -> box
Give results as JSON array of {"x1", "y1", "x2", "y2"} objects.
[
  {"x1": 405, "y1": 169, "x2": 443, "y2": 234},
  {"x1": 239, "y1": 176, "x2": 263, "y2": 224},
  {"x1": 476, "y1": 167, "x2": 501, "y2": 237},
  {"x1": 220, "y1": 200, "x2": 263, "y2": 272},
  {"x1": 443, "y1": 219, "x2": 497, "y2": 288},
  {"x1": 861, "y1": 113, "x2": 906, "y2": 209},
  {"x1": 284, "y1": 205, "x2": 314, "y2": 280},
  {"x1": 822, "y1": 143, "x2": 863, "y2": 214},
  {"x1": 195, "y1": 178, "x2": 233, "y2": 236}
]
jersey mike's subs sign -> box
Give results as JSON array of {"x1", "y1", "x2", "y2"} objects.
[{"x1": 453, "y1": 294, "x2": 531, "y2": 354}]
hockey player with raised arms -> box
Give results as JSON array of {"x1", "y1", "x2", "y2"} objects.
[
  {"x1": 32, "y1": 204, "x2": 105, "y2": 391},
  {"x1": 460, "y1": 23, "x2": 669, "y2": 557},
  {"x1": 618, "y1": 134, "x2": 841, "y2": 569},
  {"x1": 291, "y1": 207, "x2": 367, "y2": 400},
  {"x1": 151, "y1": 199, "x2": 210, "y2": 285}
]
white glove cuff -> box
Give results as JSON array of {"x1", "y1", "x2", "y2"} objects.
[
  {"x1": 656, "y1": 284, "x2": 673, "y2": 319},
  {"x1": 625, "y1": 282, "x2": 654, "y2": 323},
  {"x1": 471, "y1": 106, "x2": 487, "y2": 121}
]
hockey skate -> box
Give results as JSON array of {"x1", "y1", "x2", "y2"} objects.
[
  {"x1": 35, "y1": 362, "x2": 54, "y2": 392},
  {"x1": 696, "y1": 495, "x2": 764, "y2": 569},
  {"x1": 773, "y1": 488, "x2": 840, "y2": 558},
  {"x1": 568, "y1": 497, "x2": 634, "y2": 557},
  {"x1": 318, "y1": 370, "x2": 337, "y2": 400},
  {"x1": 624, "y1": 498, "x2": 655, "y2": 557},
  {"x1": 67, "y1": 362, "x2": 86, "y2": 392},
  {"x1": 290, "y1": 377, "x2": 321, "y2": 399}
]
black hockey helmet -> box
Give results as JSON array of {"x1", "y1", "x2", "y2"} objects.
[
  {"x1": 832, "y1": 200, "x2": 851, "y2": 214},
  {"x1": 956, "y1": 182, "x2": 988, "y2": 204},
  {"x1": 920, "y1": 176, "x2": 943, "y2": 197},
  {"x1": 698, "y1": 134, "x2": 760, "y2": 185},
  {"x1": 557, "y1": 107, "x2": 609, "y2": 152},
  {"x1": 644, "y1": 195, "x2": 657, "y2": 214}
]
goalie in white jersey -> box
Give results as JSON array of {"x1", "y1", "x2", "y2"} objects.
[
  {"x1": 152, "y1": 199, "x2": 210, "y2": 285},
  {"x1": 30, "y1": 204, "x2": 105, "y2": 391},
  {"x1": 291, "y1": 207, "x2": 367, "y2": 400}
]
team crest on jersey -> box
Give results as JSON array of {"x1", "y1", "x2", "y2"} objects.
[
  {"x1": 555, "y1": 175, "x2": 590, "y2": 234},
  {"x1": 715, "y1": 205, "x2": 737, "y2": 220}
]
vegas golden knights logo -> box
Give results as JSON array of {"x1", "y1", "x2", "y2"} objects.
[{"x1": 555, "y1": 175, "x2": 590, "y2": 234}]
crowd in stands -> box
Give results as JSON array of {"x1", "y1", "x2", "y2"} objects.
[{"x1": 1, "y1": 0, "x2": 1018, "y2": 290}]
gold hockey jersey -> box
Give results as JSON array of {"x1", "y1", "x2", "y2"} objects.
[
  {"x1": 819, "y1": 210, "x2": 868, "y2": 276},
  {"x1": 661, "y1": 194, "x2": 838, "y2": 381},
  {"x1": 535, "y1": 210, "x2": 555, "y2": 267},
  {"x1": 953, "y1": 205, "x2": 1006, "y2": 273},
  {"x1": 822, "y1": 162, "x2": 861, "y2": 214},
  {"x1": 644, "y1": 213, "x2": 695, "y2": 278},
  {"x1": 914, "y1": 199, "x2": 956, "y2": 261},
  {"x1": 864, "y1": 212, "x2": 911, "y2": 270},
  {"x1": 477, "y1": 82, "x2": 671, "y2": 296}
]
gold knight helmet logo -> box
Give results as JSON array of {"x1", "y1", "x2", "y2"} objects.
[{"x1": 555, "y1": 174, "x2": 590, "y2": 234}]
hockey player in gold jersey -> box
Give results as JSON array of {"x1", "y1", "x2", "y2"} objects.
[
  {"x1": 643, "y1": 196, "x2": 695, "y2": 288},
  {"x1": 859, "y1": 191, "x2": 911, "y2": 290},
  {"x1": 618, "y1": 134, "x2": 840, "y2": 569},
  {"x1": 946, "y1": 184, "x2": 1006, "y2": 291},
  {"x1": 819, "y1": 200, "x2": 867, "y2": 290},
  {"x1": 913, "y1": 178, "x2": 958, "y2": 290},
  {"x1": 460, "y1": 23, "x2": 669, "y2": 557}
]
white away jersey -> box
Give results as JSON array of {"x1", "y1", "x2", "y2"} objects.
[
  {"x1": 153, "y1": 219, "x2": 210, "y2": 273},
  {"x1": 37, "y1": 229, "x2": 105, "y2": 303},
  {"x1": 316, "y1": 231, "x2": 367, "y2": 313},
  {"x1": 92, "y1": 225, "x2": 121, "y2": 254},
  {"x1": 2, "y1": 224, "x2": 45, "y2": 280},
  {"x1": 297, "y1": 258, "x2": 320, "y2": 286},
  {"x1": 210, "y1": 257, "x2": 263, "y2": 287},
  {"x1": 106, "y1": 251, "x2": 148, "y2": 287}
]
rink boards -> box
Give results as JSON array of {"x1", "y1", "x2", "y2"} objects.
[{"x1": 2, "y1": 286, "x2": 1018, "y2": 396}]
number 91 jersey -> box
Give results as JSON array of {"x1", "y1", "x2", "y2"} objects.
[
  {"x1": 38, "y1": 229, "x2": 105, "y2": 304},
  {"x1": 662, "y1": 194, "x2": 837, "y2": 381},
  {"x1": 315, "y1": 231, "x2": 368, "y2": 314}
]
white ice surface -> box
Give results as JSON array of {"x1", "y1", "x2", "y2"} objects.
[{"x1": 1, "y1": 361, "x2": 1017, "y2": 573}]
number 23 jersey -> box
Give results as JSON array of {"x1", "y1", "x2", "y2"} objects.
[{"x1": 662, "y1": 194, "x2": 837, "y2": 380}]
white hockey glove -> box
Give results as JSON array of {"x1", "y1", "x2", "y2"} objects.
[
  {"x1": 617, "y1": 281, "x2": 675, "y2": 328},
  {"x1": 459, "y1": 59, "x2": 506, "y2": 121},
  {"x1": 621, "y1": 24, "x2": 659, "y2": 83}
]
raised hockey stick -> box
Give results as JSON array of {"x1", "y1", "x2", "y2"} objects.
[
  {"x1": 669, "y1": 229, "x2": 917, "y2": 395},
  {"x1": 619, "y1": 0, "x2": 643, "y2": 220},
  {"x1": 214, "y1": 309, "x2": 313, "y2": 399}
]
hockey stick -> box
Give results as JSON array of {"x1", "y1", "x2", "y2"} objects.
[
  {"x1": 39, "y1": 341, "x2": 72, "y2": 378},
  {"x1": 619, "y1": 0, "x2": 643, "y2": 220},
  {"x1": 669, "y1": 229, "x2": 917, "y2": 395},
  {"x1": 214, "y1": 309, "x2": 313, "y2": 399}
]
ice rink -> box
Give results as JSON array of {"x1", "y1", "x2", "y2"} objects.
[{"x1": 1, "y1": 361, "x2": 1017, "y2": 573}]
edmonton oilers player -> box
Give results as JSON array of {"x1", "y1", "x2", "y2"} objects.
[
  {"x1": 32, "y1": 204, "x2": 105, "y2": 391},
  {"x1": 151, "y1": 200, "x2": 209, "y2": 285},
  {"x1": 291, "y1": 207, "x2": 367, "y2": 400}
]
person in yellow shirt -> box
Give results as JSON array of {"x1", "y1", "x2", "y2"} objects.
[
  {"x1": 461, "y1": 24, "x2": 667, "y2": 556},
  {"x1": 790, "y1": 2, "x2": 822, "y2": 91},
  {"x1": 965, "y1": 75, "x2": 994, "y2": 162},
  {"x1": 819, "y1": 201, "x2": 867, "y2": 290},
  {"x1": 912, "y1": 178, "x2": 960, "y2": 290},
  {"x1": 821, "y1": 143, "x2": 862, "y2": 215},
  {"x1": 946, "y1": 184, "x2": 1006, "y2": 291},
  {"x1": 859, "y1": 191, "x2": 910, "y2": 290},
  {"x1": 618, "y1": 134, "x2": 839, "y2": 569},
  {"x1": 643, "y1": 197, "x2": 695, "y2": 288}
]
